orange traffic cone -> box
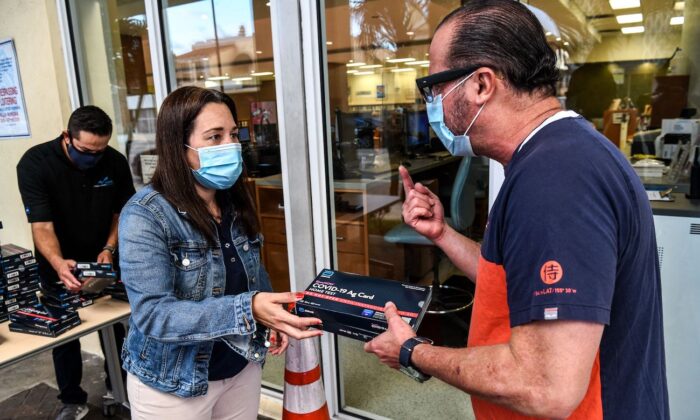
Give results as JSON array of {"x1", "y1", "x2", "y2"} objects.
[{"x1": 282, "y1": 337, "x2": 330, "y2": 420}]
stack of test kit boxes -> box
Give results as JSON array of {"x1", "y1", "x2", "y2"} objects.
[
  {"x1": 1, "y1": 244, "x2": 41, "y2": 321},
  {"x1": 8, "y1": 303, "x2": 81, "y2": 337}
]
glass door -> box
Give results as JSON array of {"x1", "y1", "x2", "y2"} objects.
[{"x1": 319, "y1": 1, "x2": 489, "y2": 417}]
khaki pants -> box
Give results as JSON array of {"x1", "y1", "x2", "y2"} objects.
[{"x1": 127, "y1": 362, "x2": 263, "y2": 420}]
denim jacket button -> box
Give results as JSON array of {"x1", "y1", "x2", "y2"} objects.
[
  {"x1": 254, "y1": 353, "x2": 260, "y2": 359},
  {"x1": 243, "y1": 244, "x2": 250, "y2": 252},
  {"x1": 251, "y1": 277, "x2": 256, "y2": 283}
]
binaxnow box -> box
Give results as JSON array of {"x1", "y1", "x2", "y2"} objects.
[{"x1": 295, "y1": 269, "x2": 432, "y2": 342}]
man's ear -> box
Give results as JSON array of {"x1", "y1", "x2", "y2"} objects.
[{"x1": 473, "y1": 68, "x2": 498, "y2": 105}]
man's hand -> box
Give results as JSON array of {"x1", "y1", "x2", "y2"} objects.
[
  {"x1": 400, "y1": 166, "x2": 446, "y2": 241},
  {"x1": 51, "y1": 258, "x2": 81, "y2": 292},
  {"x1": 252, "y1": 292, "x2": 323, "y2": 340},
  {"x1": 364, "y1": 302, "x2": 417, "y2": 369},
  {"x1": 97, "y1": 249, "x2": 114, "y2": 265}
]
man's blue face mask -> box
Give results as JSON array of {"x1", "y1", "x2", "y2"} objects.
[
  {"x1": 426, "y1": 71, "x2": 486, "y2": 157},
  {"x1": 67, "y1": 139, "x2": 104, "y2": 170},
  {"x1": 186, "y1": 142, "x2": 243, "y2": 190}
]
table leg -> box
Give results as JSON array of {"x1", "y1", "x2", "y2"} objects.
[{"x1": 99, "y1": 324, "x2": 128, "y2": 406}]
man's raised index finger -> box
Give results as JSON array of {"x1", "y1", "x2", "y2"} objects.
[{"x1": 399, "y1": 165, "x2": 415, "y2": 192}]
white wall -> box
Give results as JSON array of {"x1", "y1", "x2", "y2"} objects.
[{"x1": 0, "y1": 0, "x2": 71, "y2": 249}]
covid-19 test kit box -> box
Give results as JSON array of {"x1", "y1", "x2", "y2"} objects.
[{"x1": 295, "y1": 269, "x2": 432, "y2": 342}]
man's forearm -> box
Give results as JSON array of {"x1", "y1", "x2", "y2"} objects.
[
  {"x1": 104, "y1": 213, "x2": 119, "y2": 248},
  {"x1": 434, "y1": 225, "x2": 481, "y2": 282},
  {"x1": 31, "y1": 223, "x2": 64, "y2": 268},
  {"x1": 412, "y1": 343, "x2": 562, "y2": 418}
]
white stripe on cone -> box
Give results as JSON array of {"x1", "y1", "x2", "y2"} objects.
[
  {"x1": 286, "y1": 337, "x2": 319, "y2": 373},
  {"x1": 283, "y1": 381, "x2": 327, "y2": 414}
]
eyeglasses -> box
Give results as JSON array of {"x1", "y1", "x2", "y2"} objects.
[{"x1": 415, "y1": 66, "x2": 480, "y2": 103}]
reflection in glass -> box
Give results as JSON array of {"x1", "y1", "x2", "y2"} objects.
[
  {"x1": 68, "y1": 0, "x2": 156, "y2": 186},
  {"x1": 324, "y1": 0, "x2": 484, "y2": 418}
]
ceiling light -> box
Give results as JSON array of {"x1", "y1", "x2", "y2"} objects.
[
  {"x1": 202, "y1": 57, "x2": 209, "y2": 61},
  {"x1": 545, "y1": 31, "x2": 552, "y2": 36},
  {"x1": 609, "y1": 0, "x2": 640, "y2": 10},
  {"x1": 386, "y1": 57, "x2": 415, "y2": 63},
  {"x1": 556, "y1": 37, "x2": 562, "y2": 41},
  {"x1": 406, "y1": 31, "x2": 415, "y2": 36},
  {"x1": 354, "y1": 71, "x2": 374, "y2": 76},
  {"x1": 207, "y1": 76, "x2": 229, "y2": 81},
  {"x1": 674, "y1": 1, "x2": 685, "y2": 11},
  {"x1": 359, "y1": 64, "x2": 383, "y2": 69},
  {"x1": 420, "y1": 63, "x2": 429, "y2": 67},
  {"x1": 621, "y1": 26, "x2": 644, "y2": 34},
  {"x1": 251, "y1": 72, "x2": 274, "y2": 76},
  {"x1": 563, "y1": 41, "x2": 570, "y2": 46},
  {"x1": 232, "y1": 77, "x2": 253, "y2": 82},
  {"x1": 670, "y1": 16, "x2": 684, "y2": 25},
  {"x1": 424, "y1": 53, "x2": 429, "y2": 56},
  {"x1": 616, "y1": 13, "x2": 643, "y2": 24},
  {"x1": 405, "y1": 60, "x2": 430, "y2": 66},
  {"x1": 346, "y1": 70, "x2": 358, "y2": 74},
  {"x1": 326, "y1": 41, "x2": 333, "y2": 45},
  {"x1": 266, "y1": 2, "x2": 270, "y2": 6},
  {"x1": 391, "y1": 68, "x2": 415, "y2": 73},
  {"x1": 256, "y1": 50, "x2": 262, "y2": 54},
  {"x1": 346, "y1": 62, "x2": 366, "y2": 67}
]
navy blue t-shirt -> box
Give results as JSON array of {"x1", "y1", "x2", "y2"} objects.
[
  {"x1": 208, "y1": 213, "x2": 249, "y2": 381},
  {"x1": 469, "y1": 115, "x2": 669, "y2": 419}
]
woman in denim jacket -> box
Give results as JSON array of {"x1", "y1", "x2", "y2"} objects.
[{"x1": 118, "y1": 86, "x2": 322, "y2": 419}]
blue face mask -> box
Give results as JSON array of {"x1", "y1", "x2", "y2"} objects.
[
  {"x1": 66, "y1": 140, "x2": 104, "y2": 170},
  {"x1": 186, "y1": 143, "x2": 243, "y2": 190},
  {"x1": 426, "y1": 72, "x2": 486, "y2": 157}
]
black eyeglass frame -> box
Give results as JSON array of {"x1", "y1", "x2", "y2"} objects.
[{"x1": 415, "y1": 66, "x2": 480, "y2": 103}]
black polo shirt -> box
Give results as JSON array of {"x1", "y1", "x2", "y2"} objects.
[{"x1": 16, "y1": 135, "x2": 135, "y2": 284}]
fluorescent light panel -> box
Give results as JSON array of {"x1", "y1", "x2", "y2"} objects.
[
  {"x1": 621, "y1": 26, "x2": 645, "y2": 34},
  {"x1": 609, "y1": 0, "x2": 640, "y2": 10},
  {"x1": 616, "y1": 13, "x2": 643, "y2": 24},
  {"x1": 391, "y1": 68, "x2": 415, "y2": 73},
  {"x1": 674, "y1": 2, "x2": 685, "y2": 11},
  {"x1": 251, "y1": 72, "x2": 273, "y2": 76},
  {"x1": 405, "y1": 60, "x2": 431, "y2": 66},
  {"x1": 354, "y1": 71, "x2": 374, "y2": 75},
  {"x1": 346, "y1": 62, "x2": 366, "y2": 67},
  {"x1": 670, "y1": 16, "x2": 684, "y2": 25},
  {"x1": 207, "y1": 76, "x2": 229, "y2": 81},
  {"x1": 359, "y1": 64, "x2": 383, "y2": 69},
  {"x1": 232, "y1": 77, "x2": 252, "y2": 82},
  {"x1": 386, "y1": 58, "x2": 415, "y2": 63}
]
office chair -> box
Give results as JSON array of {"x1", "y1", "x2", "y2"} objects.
[{"x1": 384, "y1": 156, "x2": 475, "y2": 314}]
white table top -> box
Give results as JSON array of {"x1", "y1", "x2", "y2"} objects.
[{"x1": 0, "y1": 296, "x2": 131, "y2": 368}]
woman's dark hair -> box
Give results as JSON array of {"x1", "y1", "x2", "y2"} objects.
[
  {"x1": 438, "y1": 0, "x2": 559, "y2": 97},
  {"x1": 151, "y1": 86, "x2": 259, "y2": 243},
  {"x1": 67, "y1": 105, "x2": 113, "y2": 138}
]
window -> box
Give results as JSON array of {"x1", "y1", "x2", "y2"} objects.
[{"x1": 67, "y1": 0, "x2": 156, "y2": 187}]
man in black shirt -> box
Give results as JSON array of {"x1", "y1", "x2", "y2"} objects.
[{"x1": 16, "y1": 106, "x2": 135, "y2": 420}]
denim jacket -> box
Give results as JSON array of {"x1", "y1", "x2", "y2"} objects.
[{"x1": 118, "y1": 185, "x2": 273, "y2": 397}]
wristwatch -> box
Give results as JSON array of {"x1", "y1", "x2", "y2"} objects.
[
  {"x1": 102, "y1": 245, "x2": 116, "y2": 255},
  {"x1": 399, "y1": 336, "x2": 433, "y2": 382}
]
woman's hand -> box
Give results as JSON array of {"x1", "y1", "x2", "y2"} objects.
[
  {"x1": 252, "y1": 292, "x2": 323, "y2": 340},
  {"x1": 268, "y1": 331, "x2": 289, "y2": 356}
]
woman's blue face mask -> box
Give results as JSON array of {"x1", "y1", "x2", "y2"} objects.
[
  {"x1": 426, "y1": 71, "x2": 486, "y2": 157},
  {"x1": 186, "y1": 142, "x2": 243, "y2": 190}
]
